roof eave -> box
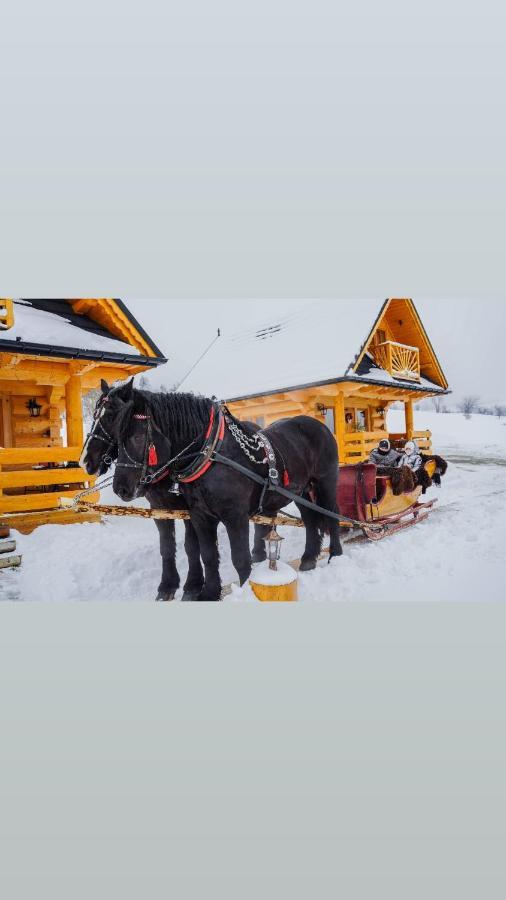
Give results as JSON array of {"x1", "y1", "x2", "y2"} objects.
[
  {"x1": 0, "y1": 339, "x2": 167, "y2": 368},
  {"x1": 226, "y1": 374, "x2": 451, "y2": 403}
]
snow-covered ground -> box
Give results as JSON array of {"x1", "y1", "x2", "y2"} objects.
[{"x1": 1, "y1": 412, "x2": 505, "y2": 602}]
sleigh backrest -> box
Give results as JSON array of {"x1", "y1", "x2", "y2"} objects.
[{"x1": 337, "y1": 463, "x2": 378, "y2": 522}]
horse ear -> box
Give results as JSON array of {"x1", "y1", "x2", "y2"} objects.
[
  {"x1": 116, "y1": 378, "x2": 134, "y2": 401},
  {"x1": 101, "y1": 379, "x2": 110, "y2": 395}
]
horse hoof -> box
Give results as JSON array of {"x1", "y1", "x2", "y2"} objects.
[
  {"x1": 181, "y1": 591, "x2": 201, "y2": 602},
  {"x1": 156, "y1": 591, "x2": 176, "y2": 602},
  {"x1": 299, "y1": 558, "x2": 317, "y2": 572}
]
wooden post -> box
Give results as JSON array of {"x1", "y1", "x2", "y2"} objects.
[
  {"x1": 1, "y1": 396, "x2": 13, "y2": 448},
  {"x1": 65, "y1": 375, "x2": 83, "y2": 448},
  {"x1": 405, "y1": 399, "x2": 414, "y2": 441},
  {"x1": 334, "y1": 392, "x2": 345, "y2": 465}
]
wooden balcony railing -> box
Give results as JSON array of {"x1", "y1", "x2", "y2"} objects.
[
  {"x1": 389, "y1": 430, "x2": 433, "y2": 452},
  {"x1": 372, "y1": 341, "x2": 420, "y2": 382}
]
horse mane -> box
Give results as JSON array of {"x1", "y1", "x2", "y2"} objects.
[{"x1": 118, "y1": 388, "x2": 213, "y2": 444}]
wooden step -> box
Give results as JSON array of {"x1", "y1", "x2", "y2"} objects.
[
  {"x1": 0, "y1": 554, "x2": 22, "y2": 570},
  {"x1": 0, "y1": 540, "x2": 17, "y2": 555}
]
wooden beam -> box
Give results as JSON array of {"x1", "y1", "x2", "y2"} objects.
[
  {"x1": 405, "y1": 399, "x2": 414, "y2": 440},
  {"x1": 0, "y1": 446, "x2": 82, "y2": 466},
  {"x1": 0, "y1": 468, "x2": 92, "y2": 489},
  {"x1": 65, "y1": 375, "x2": 84, "y2": 448},
  {"x1": 334, "y1": 392, "x2": 345, "y2": 465},
  {"x1": 2, "y1": 396, "x2": 13, "y2": 448}
]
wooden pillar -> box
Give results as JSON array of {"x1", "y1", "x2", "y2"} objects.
[
  {"x1": 1, "y1": 396, "x2": 13, "y2": 448},
  {"x1": 65, "y1": 375, "x2": 83, "y2": 448},
  {"x1": 405, "y1": 399, "x2": 414, "y2": 441},
  {"x1": 334, "y1": 392, "x2": 345, "y2": 465}
]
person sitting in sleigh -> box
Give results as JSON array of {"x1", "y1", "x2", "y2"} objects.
[
  {"x1": 397, "y1": 440, "x2": 423, "y2": 473},
  {"x1": 369, "y1": 438, "x2": 401, "y2": 468}
]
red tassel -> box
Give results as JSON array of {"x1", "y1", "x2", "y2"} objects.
[
  {"x1": 148, "y1": 444, "x2": 158, "y2": 467},
  {"x1": 283, "y1": 470, "x2": 290, "y2": 487}
]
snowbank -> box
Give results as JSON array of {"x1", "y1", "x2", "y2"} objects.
[{"x1": 388, "y1": 409, "x2": 506, "y2": 460}]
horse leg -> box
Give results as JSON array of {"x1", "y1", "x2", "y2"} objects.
[
  {"x1": 224, "y1": 517, "x2": 253, "y2": 586},
  {"x1": 297, "y1": 505, "x2": 324, "y2": 572},
  {"x1": 181, "y1": 520, "x2": 205, "y2": 601},
  {"x1": 314, "y1": 478, "x2": 343, "y2": 560},
  {"x1": 190, "y1": 516, "x2": 222, "y2": 602},
  {"x1": 154, "y1": 519, "x2": 180, "y2": 601},
  {"x1": 252, "y1": 523, "x2": 270, "y2": 563}
]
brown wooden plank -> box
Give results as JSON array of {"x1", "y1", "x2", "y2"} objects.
[
  {"x1": 0, "y1": 446, "x2": 82, "y2": 465},
  {"x1": 0, "y1": 468, "x2": 92, "y2": 489}
]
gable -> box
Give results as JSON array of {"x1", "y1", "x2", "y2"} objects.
[
  {"x1": 353, "y1": 298, "x2": 448, "y2": 389},
  {"x1": 69, "y1": 299, "x2": 164, "y2": 358}
]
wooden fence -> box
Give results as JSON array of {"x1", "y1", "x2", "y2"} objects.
[
  {"x1": 0, "y1": 446, "x2": 98, "y2": 514},
  {"x1": 342, "y1": 430, "x2": 387, "y2": 464}
]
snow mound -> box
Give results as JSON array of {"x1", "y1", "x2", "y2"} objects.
[{"x1": 249, "y1": 560, "x2": 298, "y2": 587}]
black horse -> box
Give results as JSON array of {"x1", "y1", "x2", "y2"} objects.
[
  {"x1": 81, "y1": 380, "x2": 205, "y2": 601},
  {"x1": 110, "y1": 382, "x2": 343, "y2": 601}
]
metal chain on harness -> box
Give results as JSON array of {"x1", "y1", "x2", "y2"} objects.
[{"x1": 226, "y1": 418, "x2": 268, "y2": 465}]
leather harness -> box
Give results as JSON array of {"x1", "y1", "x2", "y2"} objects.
[{"x1": 114, "y1": 402, "x2": 365, "y2": 527}]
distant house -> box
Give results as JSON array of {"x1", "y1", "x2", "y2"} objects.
[
  {"x1": 0, "y1": 299, "x2": 165, "y2": 527},
  {"x1": 183, "y1": 298, "x2": 450, "y2": 464}
]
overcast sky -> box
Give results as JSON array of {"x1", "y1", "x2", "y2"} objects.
[{"x1": 127, "y1": 299, "x2": 505, "y2": 406}]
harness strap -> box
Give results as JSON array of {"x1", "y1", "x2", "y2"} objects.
[{"x1": 211, "y1": 451, "x2": 369, "y2": 529}]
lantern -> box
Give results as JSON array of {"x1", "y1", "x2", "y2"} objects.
[
  {"x1": 264, "y1": 528, "x2": 284, "y2": 571},
  {"x1": 27, "y1": 398, "x2": 42, "y2": 418}
]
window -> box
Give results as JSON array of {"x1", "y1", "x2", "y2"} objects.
[
  {"x1": 345, "y1": 408, "x2": 355, "y2": 432},
  {"x1": 355, "y1": 409, "x2": 369, "y2": 432},
  {"x1": 324, "y1": 408, "x2": 335, "y2": 434}
]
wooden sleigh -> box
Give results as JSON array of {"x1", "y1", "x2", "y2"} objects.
[{"x1": 337, "y1": 460, "x2": 438, "y2": 541}]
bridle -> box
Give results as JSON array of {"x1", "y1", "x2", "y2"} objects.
[{"x1": 80, "y1": 395, "x2": 117, "y2": 471}]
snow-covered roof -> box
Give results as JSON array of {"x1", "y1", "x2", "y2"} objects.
[
  {"x1": 181, "y1": 299, "x2": 444, "y2": 399},
  {"x1": 1, "y1": 300, "x2": 144, "y2": 360}
]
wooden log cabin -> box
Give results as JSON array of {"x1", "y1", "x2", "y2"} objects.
[
  {"x1": 0, "y1": 299, "x2": 165, "y2": 530},
  {"x1": 183, "y1": 298, "x2": 450, "y2": 464}
]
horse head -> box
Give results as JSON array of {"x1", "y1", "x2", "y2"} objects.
[
  {"x1": 80, "y1": 378, "x2": 134, "y2": 476},
  {"x1": 112, "y1": 391, "x2": 174, "y2": 502}
]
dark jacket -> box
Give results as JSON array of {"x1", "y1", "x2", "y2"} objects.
[{"x1": 369, "y1": 447, "x2": 402, "y2": 467}]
